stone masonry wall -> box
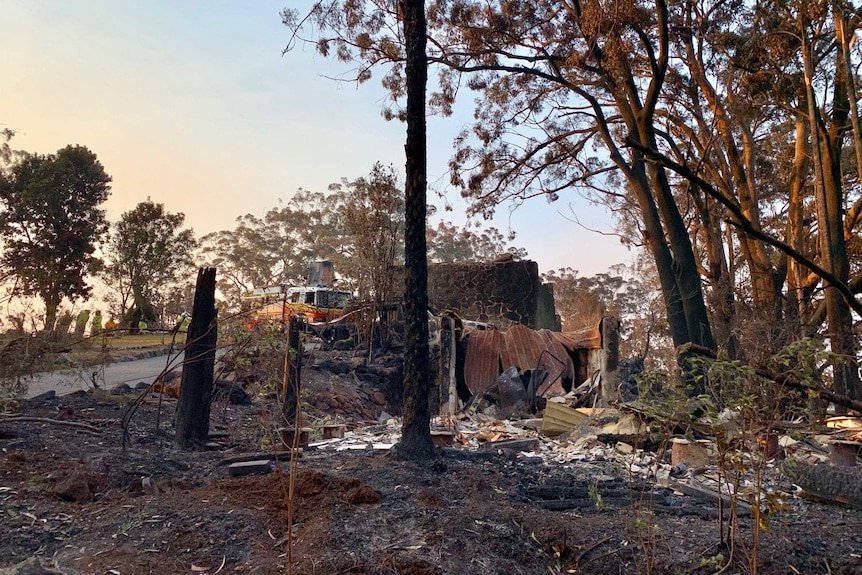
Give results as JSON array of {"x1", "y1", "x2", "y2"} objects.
[{"x1": 427, "y1": 260, "x2": 557, "y2": 330}]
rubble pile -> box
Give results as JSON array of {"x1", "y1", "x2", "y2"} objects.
[
  {"x1": 302, "y1": 354, "x2": 402, "y2": 423},
  {"x1": 304, "y1": 384, "x2": 386, "y2": 422},
  {"x1": 209, "y1": 332, "x2": 862, "y2": 516},
  {"x1": 299, "y1": 387, "x2": 862, "y2": 515}
]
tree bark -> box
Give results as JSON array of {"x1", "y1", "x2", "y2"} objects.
[
  {"x1": 786, "y1": 117, "x2": 810, "y2": 334},
  {"x1": 642, "y1": 128, "x2": 715, "y2": 351},
  {"x1": 598, "y1": 316, "x2": 620, "y2": 404},
  {"x1": 801, "y1": 15, "x2": 860, "y2": 405},
  {"x1": 282, "y1": 316, "x2": 302, "y2": 425},
  {"x1": 175, "y1": 267, "x2": 218, "y2": 449},
  {"x1": 584, "y1": 0, "x2": 714, "y2": 354},
  {"x1": 42, "y1": 292, "x2": 60, "y2": 334},
  {"x1": 392, "y1": 0, "x2": 436, "y2": 462}
]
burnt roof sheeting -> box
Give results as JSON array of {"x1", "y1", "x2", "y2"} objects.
[
  {"x1": 537, "y1": 330, "x2": 574, "y2": 395},
  {"x1": 500, "y1": 325, "x2": 545, "y2": 376},
  {"x1": 547, "y1": 331, "x2": 582, "y2": 350},
  {"x1": 464, "y1": 325, "x2": 577, "y2": 397},
  {"x1": 561, "y1": 324, "x2": 602, "y2": 349},
  {"x1": 464, "y1": 330, "x2": 505, "y2": 394}
]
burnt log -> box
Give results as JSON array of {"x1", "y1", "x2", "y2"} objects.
[{"x1": 175, "y1": 267, "x2": 218, "y2": 449}]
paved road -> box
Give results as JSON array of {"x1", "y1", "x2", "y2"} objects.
[{"x1": 25, "y1": 352, "x2": 185, "y2": 398}]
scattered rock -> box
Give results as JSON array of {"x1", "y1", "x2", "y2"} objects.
[
  {"x1": 110, "y1": 383, "x2": 133, "y2": 395},
  {"x1": 228, "y1": 460, "x2": 273, "y2": 477},
  {"x1": 315, "y1": 358, "x2": 351, "y2": 374},
  {"x1": 378, "y1": 411, "x2": 393, "y2": 424},
  {"x1": 332, "y1": 339, "x2": 353, "y2": 351},
  {"x1": 479, "y1": 438, "x2": 540, "y2": 453},
  {"x1": 371, "y1": 391, "x2": 387, "y2": 406},
  {"x1": 214, "y1": 378, "x2": 251, "y2": 405},
  {"x1": 347, "y1": 485, "x2": 381, "y2": 504},
  {"x1": 54, "y1": 472, "x2": 94, "y2": 503}
]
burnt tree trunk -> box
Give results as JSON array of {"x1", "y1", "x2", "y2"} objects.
[
  {"x1": 175, "y1": 267, "x2": 218, "y2": 449},
  {"x1": 598, "y1": 316, "x2": 620, "y2": 404},
  {"x1": 392, "y1": 0, "x2": 435, "y2": 462},
  {"x1": 282, "y1": 316, "x2": 302, "y2": 425}
]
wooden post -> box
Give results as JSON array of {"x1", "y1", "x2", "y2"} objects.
[
  {"x1": 438, "y1": 316, "x2": 459, "y2": 420},
  {"x1": 447, "y1": 318, "x2": 459, "y2": 419},
  {"x1": 175, "y1": 267, "x2": 218, "y2": 449},
  {"x1": 598, "y1": 316, "x2": 620, "y2": 405},
  {"x1": 282, "y1": 316, "x2": 302, "y2": 425}
]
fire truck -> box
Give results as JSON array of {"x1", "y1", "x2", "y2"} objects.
[{"x1": 244, "y1": 284, "x2": 353, "y2": 326}]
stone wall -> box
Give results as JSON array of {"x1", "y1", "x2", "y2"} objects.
[{"x1": 427, "y1": 260, "x2": 558, "y2": 330}]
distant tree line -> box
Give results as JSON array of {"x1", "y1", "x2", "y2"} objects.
[
  {"x1": 0, "y1": 134, "x2": 530, "y2": 335},
  {"x1": 196, "y1": 161, "x2": 528, "y2": 306}
]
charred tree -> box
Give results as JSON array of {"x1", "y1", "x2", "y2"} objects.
[
  {"x1": 282, "y1": 316, "x2": 302, "y2": 425},
  {"x1": 392, "y1": 0, "x2": 436, "y2": 462},
  {"x1": 175, "y1": 267, "x2": 218, "y2": 449}
]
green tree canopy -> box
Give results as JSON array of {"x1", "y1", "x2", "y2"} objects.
[
  {"x1": 0, "y1": 145, "x2": 111, "y2": 331},
  {"x1": 103, "y1": 199, "x2": 196, "y2": 328}
]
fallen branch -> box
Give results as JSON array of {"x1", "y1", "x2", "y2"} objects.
[
  {"x1": 668, "y1": 478, "x2": 751, "y2": 516},
  {"x1": 574, "y1": 536, "x2": 611, "y2": 570},
  {"x1": 678, "y1": 343, "x2": 862, "y2": 414},
  {"x1": 0, "y1": 416, "x2": 102, "y2": 434},
  {"x1": 783, "y1": 460, "x2": 862, "y2": 509}
]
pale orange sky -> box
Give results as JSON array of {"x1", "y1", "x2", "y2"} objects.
[{"x1": 1, "y1": 0, "x2": 631, "y2": 277}]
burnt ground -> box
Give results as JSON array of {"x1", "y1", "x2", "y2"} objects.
[{"x1": 1, "y1": 360, "x2": 861, "y2": 575}]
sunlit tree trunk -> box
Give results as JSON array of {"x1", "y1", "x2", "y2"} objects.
[
  {"x1": 801, "y1": 12, "x2": 860, "y2": 404},
  {"x1": 679, "y1": 10, "x2": 780, "y2": 328},
  {"x1": 836, "y1": 2, "x2": 862, "y2": 234},
  {"x1": 578, "y1": 0, "x2": 714, "y2": 355},
  {"x1": 786, "y1": 117, "x2": 810, "y2": 333}
]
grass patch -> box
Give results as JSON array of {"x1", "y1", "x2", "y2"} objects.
[
  {"x1": 65, "y1": 333, "x2": 184, "y2": 368},
  {"x1": 98, "y1": 333, "x2": 186, "y2": 350}
]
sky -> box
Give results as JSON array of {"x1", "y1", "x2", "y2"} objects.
[{"x1": 0, "y1": 0, "x2": 632, "y2": 278}]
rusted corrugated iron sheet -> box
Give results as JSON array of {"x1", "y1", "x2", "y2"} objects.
[
  {"x1": 547, "y1": 331, "x2": 582, "y2": 351},
  {"x1": 500, "y1": 325, "x2": 545, "y2": 374},
  {"x1": 464, "y1": 330, "x2": 505, "y2": 394},
  {"x1": 561, "y1": 322, "x2": 602, "y2": 349},
  {"x1": 463, "y1": 325, "x2": 577, "y2": 397},
  {"x1": 538, "y1": 329, "x2": 574, "y2": 395}
]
